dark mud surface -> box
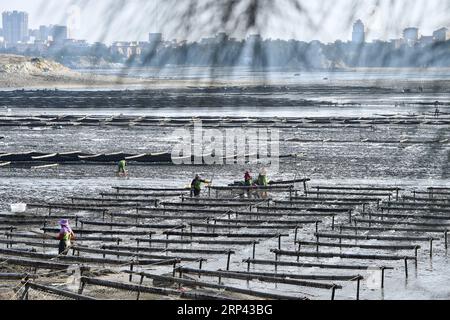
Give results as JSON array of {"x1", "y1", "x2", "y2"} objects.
[{"x1": 0, "y1": 86, "x2": 449, "y2": 300}]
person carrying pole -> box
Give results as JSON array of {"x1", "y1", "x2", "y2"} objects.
[
  {"x1": 56, "y1": 219, "x2": 75, "y2": 255},
  {"x1": 117, "y1": 159, "x2": 128, "y2": 177},
  {"x1": 191, "y1": 174, "x2": 209, "y2": 198}
]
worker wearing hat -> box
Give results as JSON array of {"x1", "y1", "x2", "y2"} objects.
[
  {"x1": 191, "y1": 174, "x2": 209, "y2": 198},
  {"x1": 56, "y1": 219, "x2": 75, "y2": 255},
  {"x1": 244, "y1": 171, "x2": 254, "y2": 198}
]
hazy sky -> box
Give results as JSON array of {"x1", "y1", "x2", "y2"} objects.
[{"x1": 1, "y1": 0, "x2": 449, "y2": 44}]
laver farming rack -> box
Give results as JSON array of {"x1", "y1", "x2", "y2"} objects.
[{"x1": 0, "y1": 181, "x2": 449, "y2": 300}]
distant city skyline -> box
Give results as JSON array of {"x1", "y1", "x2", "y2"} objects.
[{"x1": 0, "y1": 0, "x2": 449, "y2": 44}]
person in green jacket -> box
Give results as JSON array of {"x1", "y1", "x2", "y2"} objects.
[
  {"x1": 191, "y1": 174, "x2": 208, "y2": 197},
  {"x1": 257, "y1": 168, "x2": 269, "y2": 198},
  {"x1": 117, "y1": 159, "x2": 128, "y2": 177}
]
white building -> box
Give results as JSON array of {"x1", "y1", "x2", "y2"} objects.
[{"x1": 111, "y1": 41, "x2": 142, "y2": 58}]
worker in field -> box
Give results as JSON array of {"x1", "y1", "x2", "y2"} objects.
[
  {"x1": 434, "y1": 101, "x2": 440, "y2": 118},
  {"x1": 257, "y1": 168, "x2": 269, "y2": 198},
  {"x1": 244, "y1": 171, "x2": 254, "y2": 198},
  {"x1": 191, "y1": 174, "x2": 208, "y2": 198},
  {"x1": 117, "y1": 159, "x2": 128, "y2": 177},
  {"x1": 434, "y1": 107, "x2": 440, "y2": 118},
  {"x1": 56, "y1": 219, "x2": 75, "y2": 255}
]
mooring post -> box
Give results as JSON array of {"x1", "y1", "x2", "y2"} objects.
[
  {"x1": 226, "y1": 250, "x2": 233, "y2": 271},
  {"x1": 75, "y1": 216, "x2": 78, "y2": 228},
  {"x1": 429, "y1": 238, "x2": 433, "y2": 258},
  {"x1": 414, "y1": 246, "x2": 419, "y2": 260},
  {"x1": 136, "y1": 275, "x2": 145, "y2": 300},
  {"x1": 246, "y1": 258, "x2": 251, "y2": 272},
  {"x1": 315, "y1": 221, "x2": 319, "y2": 234},
  {"x1": 252, "y1": 241, "x2": 257, "y2": 260},
  {"x1": 331, "y1": 285, "x2": 337, "y2": 301},
  {"x1": 129, "y1": 262, "x2": 134, "y2": 282},
  {"x1": 297, "y1": 242, "x2": 301, "y2": 262},
  {"x1": 212, "y1": 219, "x2": 218, "y2": 234},
  {"x1": 404, "y1": 257, "x2": 408, "y2": 278},
  {"x1": 6, "y1": 232, "x2": 10, "y2": 248},
  {"x1": 356, "y1": 276, "x2": 361, "y2": 300},
  {"x1": 24, "y1": 281, "x2": 31, "y2": 300},
  {"x1": 444, "y1": 231, "x2": 448, "y2": 250},
  {"x1": 331, "y1": 215, "x2": 335, "y2": 231},
  {"x1": 278, "y1": 234, "x2": 282, "y2": 250},
  {"x1": 396, "y1": 188, "x2": 399, "y2": 201},
  {"x1": 294, "y1": 227, "x2": 299, "y2": 245},
  {"x1": 172, "y1": 261, "x2": 178, "y2": 277},
  {"x1": 316, "y1": 234, "x2": 320, "y2": 253},
  {"x1": 381, "y1": 267, "x2": 386, "y2": 289},
  {"x1": 274, "y1": 253, "x2": 278, "y2": 273},
  {"x1": 348, "y1": 210, "x2": 352, "y2": 224}
]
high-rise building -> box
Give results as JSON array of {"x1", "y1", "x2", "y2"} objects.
[
  {"x1": 216, "y1": 32, "x2": 229, "y2": 43},
  {"x1": 403, "y1": 27, "x2": 419, "y2": 43},
  {"x1": 52, "y1": 25, "x2": 68, "y2": 43},
  {"x1": 38, "y1": 25, "x2": 51, "y2": 41},
  {"x1": 352, "y1": 19, "x2": 365, "y2": 44},
  {"x1": 247, "y1": 34, "x2": 262, "y2": 45},
  {"x1": 148, "y1": 33, "x2": 163, "y2": 44},
  {"x1": 2, "y1": 11, "x2": 29, "y2": 44},
  {"x1": 433, "y1": 27, "x2": 450, "y2": 42}
]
